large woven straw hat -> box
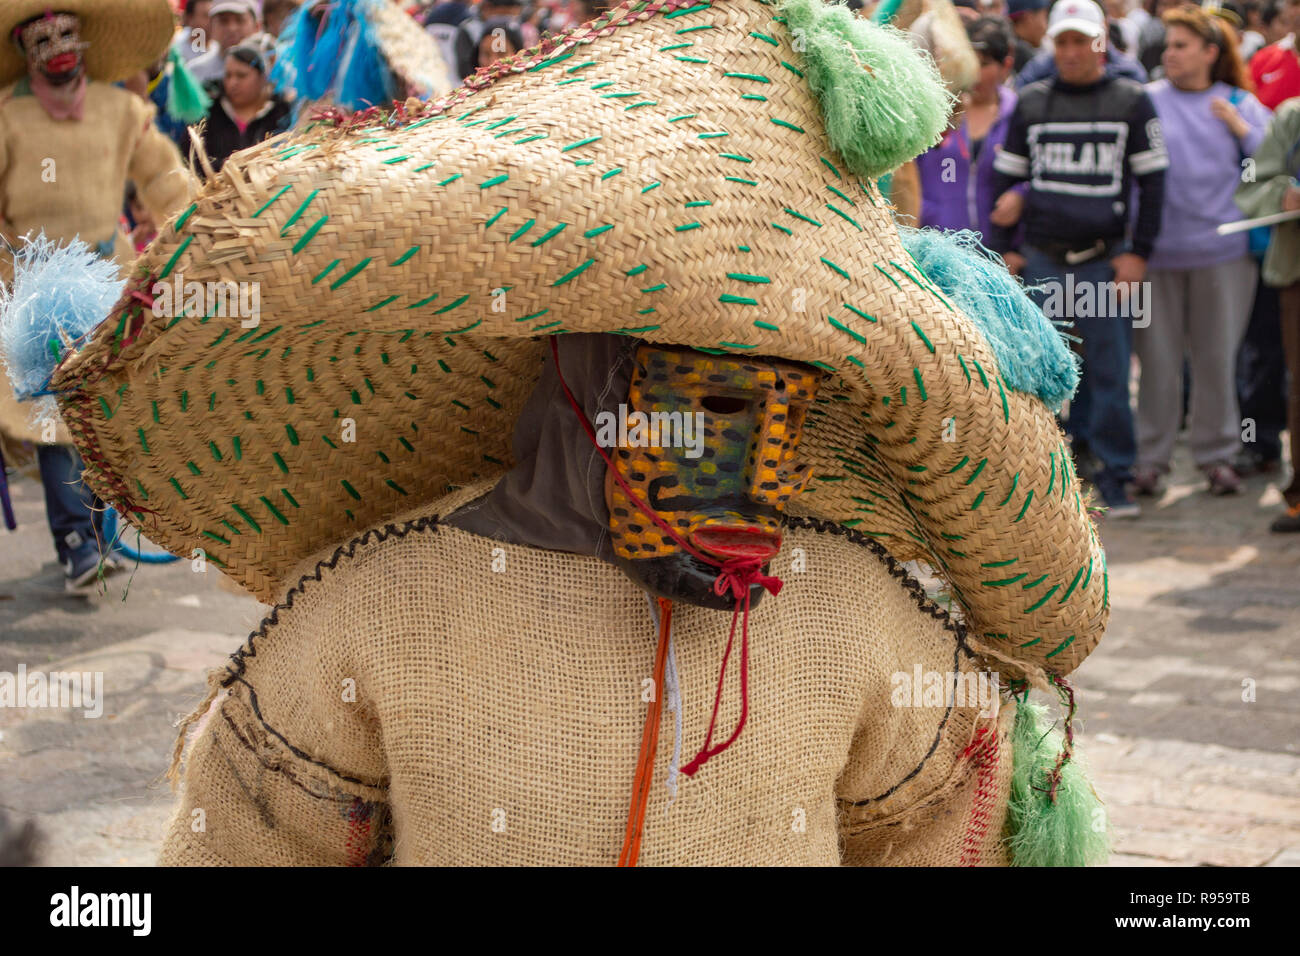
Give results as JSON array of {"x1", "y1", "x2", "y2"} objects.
[
  {"x1": 0, "y1": 0, "x2": 176, "y2": 86},
  {"x1": 48, "y1": 0, "x2": 1106, "y2": 678}
]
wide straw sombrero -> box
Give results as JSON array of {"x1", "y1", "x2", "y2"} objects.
[
  {"x1": 44, "y1": 0, "x2": 1106, "y2": 678},
  {"x1": 0, "y1": 0, "x2": 176, "y2": 86}
]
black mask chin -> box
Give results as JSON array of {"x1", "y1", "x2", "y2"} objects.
[{"x1": 613, "y1": 551, "x2": 771, "y2": 611}]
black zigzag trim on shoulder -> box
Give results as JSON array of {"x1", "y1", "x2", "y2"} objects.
[
  {"x1": 782, "y1": 515, "x2": 983, "y2": 807},
  {"x1": 220, "y1": 514, "x2": 443, "y2": 687}
]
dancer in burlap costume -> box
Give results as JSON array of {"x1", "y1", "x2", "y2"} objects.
[
  {"x1": 0, "y1": 0, "x2": 193, "y2": 589},
  {"x1": 3, "y1": 0, "x2": 1111, "y2": 865}
]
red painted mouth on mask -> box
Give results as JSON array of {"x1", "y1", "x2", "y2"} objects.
[
  {"x1": 44, "y1": 53, "x2": 78, "y2": 74},
  {"x1": 691, "y1": 527, "x2": 781, "y2": 562}
]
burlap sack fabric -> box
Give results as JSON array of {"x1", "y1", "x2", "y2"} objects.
[
  {"x1": 49, "y1": 0, "x2": 1106, "y2": 684},
  {"x1": 162, "y1": 484, "x2": 1016, "y2": 866}
]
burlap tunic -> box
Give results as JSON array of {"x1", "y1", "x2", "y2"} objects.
[{"x1": 162, "y1": 486, "x2": 1016, "y2": 866}]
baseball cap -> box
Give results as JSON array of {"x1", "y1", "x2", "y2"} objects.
[
  {"x1": 209, "y1": 0, "x2": 262, "y2": 17},
  {"x1": 1046, "y1": 0, "x2": 1106, "y2": 39}
]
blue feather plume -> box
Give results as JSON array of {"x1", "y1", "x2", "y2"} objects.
[
  {"x1": 899, "y1": 226, "x2": 1079, "y2": 411},
  {"x1": 0, "y1": 234, "x2": 124, "y2": 407}
]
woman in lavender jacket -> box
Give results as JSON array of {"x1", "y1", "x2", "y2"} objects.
[
  {"x1": 915, "y1": 17, "x2": 1025, "y2": 248},
  {"x1": 1134, "y1": 5, "x2": 1272, "y2": 497}
]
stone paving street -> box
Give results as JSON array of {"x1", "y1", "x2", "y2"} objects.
[{"x1": 1, "y1": 439, "x2": 1297, "y2": 866}]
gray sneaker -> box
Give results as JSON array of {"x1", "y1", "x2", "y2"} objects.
[{"x1": 64, "y1": 547, "x2": 122, "y2": 594}]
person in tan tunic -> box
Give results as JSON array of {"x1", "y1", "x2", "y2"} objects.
[
  {"x1": 0, "y1": 0, "x2": 193, "y2": 591},
  {"x1": 8, "y1": 0, "x2": 1111, "y2": 864}
]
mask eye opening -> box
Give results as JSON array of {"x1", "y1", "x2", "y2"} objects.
[{"x1": 701, "y1": 395, "x2": 749, "y2": 415}]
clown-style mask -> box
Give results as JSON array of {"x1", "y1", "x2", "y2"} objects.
[
  {"x1": 604, "y1": 344, "x2": 821, "y2": 610},
  {"x1": 17, "y1": 13, "x2": 86, "y2": 82}
]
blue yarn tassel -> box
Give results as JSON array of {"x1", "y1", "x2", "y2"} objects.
[
  {"x1": 899, "y1": 226, "x2": 1079, "y2": 411},
  {"x1": 0, "y1": 234, "x2": 124, "y2": 402}
]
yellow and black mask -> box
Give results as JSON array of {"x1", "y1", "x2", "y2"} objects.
[{"x1": 603, "y1": 344, "x2": 821, "y2": 610}]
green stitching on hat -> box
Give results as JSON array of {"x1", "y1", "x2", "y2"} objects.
[
  {"x1": 484, "y1": 115, "x2": 518, "y2": 130},
  {"x1": 642, "y1": 181, "x2": 662, "y2": 192},
  {"x1": 846, "y1": 355, "x2": 865, "y2": 369},
  {"x1": 898, "y1": 386, "x2": 907, "y2": 407},
  {"x1": 259, "y1": 496, "x2": 289, "y2": 526},
  {"x1": 137, "y1": 428, "x2": 149, "y2": 454},
  {"x1": 972, "y1": 359, "x2": 989, "y2": 388},
  {"x1": 720, "y1": 153, "x2": 753, "y2": 163},
  {"x1": 601, "y1": 167, "x2": 624, "y2": 179},
  {"x1": 555, "y1": 77, "x2": 584, "y2": 86},
  {"x1": 1045, "y1": 635, "x2": 1075, "y2": 659},
  {"x1": 436, "y1": 174, "x2": 462, "y2": 186},
  {"x1": 350, "y1": 389, "x2": 361, "y2": 405},
  {"x1": 981, "y1": 558, "x2": 1019, "y2": 569},
  {"x1": 741, "y1": 93, "x2": 767, "y2": 101},
  {"x1": 754, "y1": 320, "x2": 780, "y2": 331},
  {"x1": 910, "y1": 321, "x2": 935, "y2": 354},
  {"x1": 827, "y1": 315, "x2": 866, "y2": 345},
  {"x1": 723, "y1": 71, "x2": 770, "y2": 83},
  {"x1": 675, "y1": 222, "x2": 701, "y2": 232},
  {"x1": 219, "y1": 519, "x2": 240, "y2": 536},
  {"x1": 1018, "y1": 637, "x2": 1042, "y2": 649},
  {"x1": 665, "y1": 2, "x2": 712, "y2": 18},
  {"x1": 202, "y1": 530, "x2": 229, "y2": 545},
  {"x1": 826, "y1": 185, "x2": 856, "y2": 207},
  {"x1": 618, "y1": 325, "x2": 661, "y2": 334},
  {"x1": 330, "y1": 258, "x2": 372, "y2": 290},
  {"x1": 749, "y1": 29, "x2": 779, "y2": 44},
  {"x1": 159, "y1": 235, "x2": 192, "y2": 280},
  {"x1": 872, "y1": 262, "x2": 901, "y2": 290},
  {"x1": 667, "y1": 114, "x2": 696, "y2": 124},
  {"x1": 660, "y1": 42, "x2": 693, "y2": 50},
  {"x1": 285, "y1": 424, "x2": 299, "y2": 446},
  {"x1": 676, "y1": 55, "x2": 710, "y2": 63},
  {"x1": 207, "y1": 328, "x2": 230, "y2": 348},
  {"x1": 399, "y1": 436, "x2": 414, "y2": 452},
  {"x1": 727, "y1": 272, "x2": 768, "y2": 282},
  {"x1": 1082, "y1": 556, "x2": 1094, "y2": 589},
  {"x1": 514, "y1": 134, "x2": 547, "y2": 145},
  {"x1": 997, "y1": 376, "x2": 1010, "y2": 423},
  {"x1": 584, "y1": 224, "x2": 614, "y2": 237},
  {"x1": 1024, "y1": 584, "x2": 1060, "y2": 613},
  {"x1": 311, "y1": 260, "x2": 341, "y2": 284},
  {"x1": 946, "y1": 456, "x2": 970, "y2": 474},
  {"x1": 231, "y1": 503, "x2": 262, "y2": 533},
  {"x1": 389, "y1": 246, "x2": 420, "y2": 267},
  {"x1": 998, "y1": 472, "x2": 1020, "y2": 506},
  {"x1": 407, "y1": 293, "x2": 439, "y2": 309},
  {"x1": 982, "y1": 572, "x2": 1027, "y2": 586},
  {"x1": 174, "y1": 203, "x2": 197, "y2": 232},
  {"x1": 565, "y1": 60, "x2": 598, "y2": 74},
  {"x1": 340, "y1": 479, "x2": 361, "y2": 500},
  {"x1": 531, "y1": 223, "x2": 568, "y2": 245},
  {"x1": 291, "y1": 217, "x2": 328, "y2": 253},
  {"x1": 168, "y1": 478, "x2": 188, "y2": 499},
  {"x1": 280, "y1": 190, "x2": 319, "y2": 235},
  {"x1": 485, "y1": 207, "x2": 508, "y2": 228},
  {"x1": 382, "y1": 156, "x2": 410, "y2": 165},
  {"x1": 642, "y1": 283, "x2": 668, "y2": 292},
  {"x1": 826, "y1": 204, "x2": 861, "y2": 229},
  {"x1": 957, "y1": 354, "x2": 971, "y2": 384},
  {"x1": 208, "y1": 439, "x2": 225, "y2": 461},
  {"x1": 412, "y1": 163, "x2": 436, "y2": 172},
  {"x1": 820, "y1": 157, "x2": 842, "y2": 180},
  {"x1": 1022, "y1": 573, "x2": 1048, "y2": 590},
  {"x1": 770, "y1": 222, "x2": 793, "y2": 236},
  {"x1": 719, "y1": 294, "x2": 757, "y2": 305},
  {"x1": 725, "y1": 176, "x2": 758, "y2": 185},
  {"x1": 843, "y1": 303, "x2": 876, "y2": 323},
  {"x1": 698, "y1": 131, "x2": 728, "y2": 138},
  {"x1": 553, "y1": 258, "x2": 595, "y2": 285},
  {"x1": 969, "y1": 490, "x2": 986, "y2": 510},
  {"x1": 625, "y1": 264, "x2": 649, "y2": 276},
  {"x1": 821, "y1": 257, "x2": 850, "y2": 280},
  {"x1": 964, "y1": 458, "x2": 987, "y2": 485},
  {"x1": 386, "y1": 479, "x2": 409, "y2": 496},
  {"x1": 508, "y1": 219, "x2": 536, "y2": 242},
  {"x1": 686, "y1": 201, "x2": 713, "y2": 208},
  {"x1": 251, "y1": 184, "x2": 292, "y2": 218},
  {"x1": 1013, "y1": 489, "x2": 1034, "y2": 522},
  {"x1": 561, "y1": 136, "x2": 602, "y2": 153},
  {"x1": 784, "y1": 208, "x2": 822, "y2": 227},
  {"x1": 1047, "y1": 453, "x2": 1056, "y2": 496},
  {"x1": 528, "y1": 50, "x2": 574, "y2": 71},
  {"x1": 780, "y1": 60, "x2": 803, "y2": 77},
  {"x1": 366, "y1": 295, "x2": 399, "y2": 312},
  {"x1": 534, "y1": 320, "x2": 563, "y2": 331},
  {"x1": 677, "y1": 23, "x2": 714, "y2": 32},
  {"x1": 719, "y1": 341, "x2": 757, "y2": 349},
  {"x1": 1059, "y1": 565, "x2": 1085, "y2": 603},
  {"x1": 625, "y1": 101, "x2": 657, "y2": 110},
  {"x1": 913, "y1": 368, "x2": 926, "y2": 401},
  {"x1": 433, "y1": 294, "x2": 470, "y2": 314}
]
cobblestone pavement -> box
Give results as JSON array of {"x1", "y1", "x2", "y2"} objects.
[{"x1": 1, "y1": 439, "x2": 1297, "y2": 866}]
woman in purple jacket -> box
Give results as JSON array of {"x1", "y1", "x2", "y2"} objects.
[
  {"x1": 915, "y1": 17, "x2": 1023, "y2": 246},
  {"x1": 1134, "y1": 5, "x2": 1272, "y2": 497}
]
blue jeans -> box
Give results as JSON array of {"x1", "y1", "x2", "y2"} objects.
[
  {"x1": 36, "y1": 444, "x2": 108, "y2": 565},
  {"x1": 1021, "y1": 246, "x2": 1136, "y2": 485}
]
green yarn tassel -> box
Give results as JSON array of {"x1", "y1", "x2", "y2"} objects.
[
  {"x1": 1005, "y1": 699, "x2": 1110, "y2": 867},
  {"x1": 776, "y1": 0, "x2": 953, "y2": 178},
  {"x1": 167, "y1": 46, "x2": 212, "y2": 124}
]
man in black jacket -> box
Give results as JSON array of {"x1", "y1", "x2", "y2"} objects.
[{"x1": 989, "y1": 0, "x2": 1168, "y2": 518}]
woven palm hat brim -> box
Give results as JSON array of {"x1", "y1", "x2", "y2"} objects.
[
  {"x1": 0, "y1": 0, "x2": 176, "y2": 86},
  {"x1": 51, "y1": 0, "x2": 1106, "y2": 678}
]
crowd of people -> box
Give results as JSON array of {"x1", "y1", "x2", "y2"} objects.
[
  {"x1": 2, "y1": 0, "x2": 1299, "y2": 592},
  {"x1": 907, "y1": 0, "x2": 1300, "y2": 533}
]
